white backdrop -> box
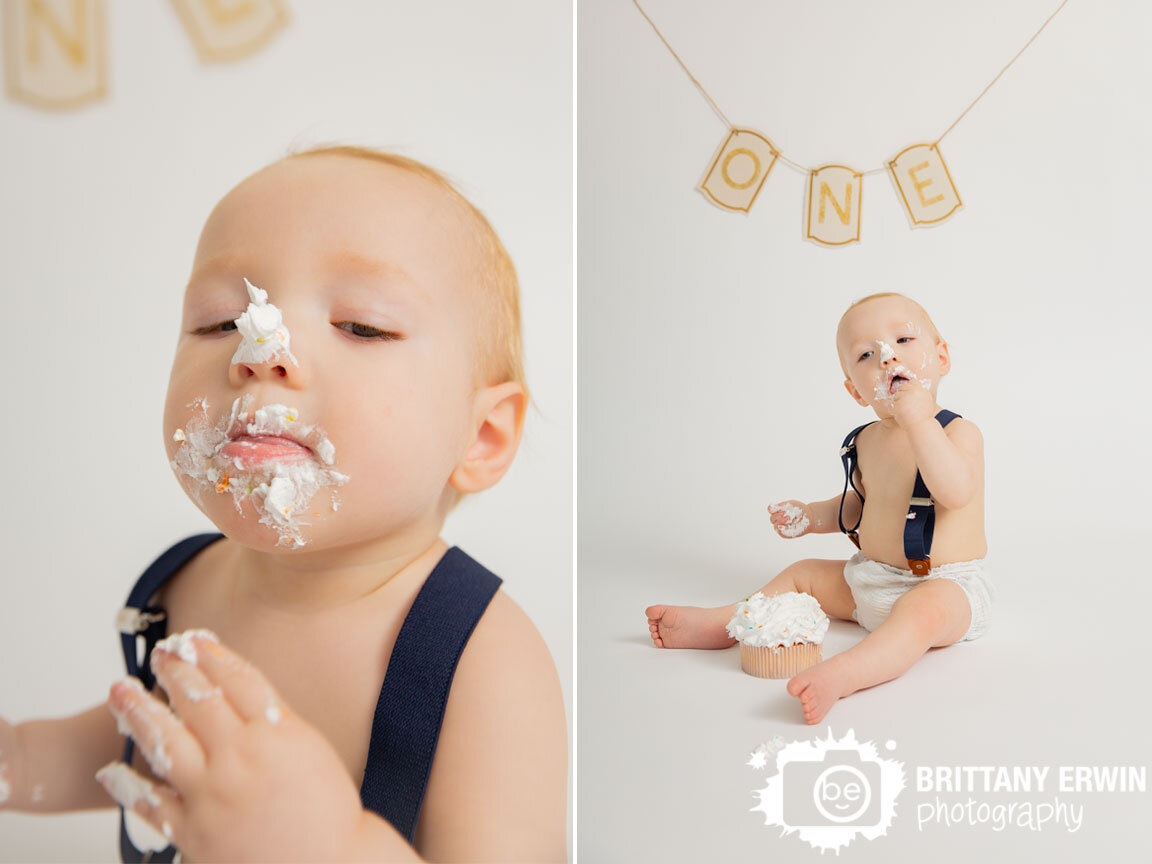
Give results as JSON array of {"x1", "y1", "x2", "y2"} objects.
[
  {"x1": 579, "y1": 0, "x2": 1151, "y2": 861},
  {"x1": 0, "y1": 2, "x2": 571, "y2": 860}
]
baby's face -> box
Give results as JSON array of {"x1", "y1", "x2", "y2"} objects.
[
  {"x1": 164, "y1": 156, "x2": 488, "y2": 552},
  {"x1": 836, "y1": 296, "x2": 950, "y2": 418}
]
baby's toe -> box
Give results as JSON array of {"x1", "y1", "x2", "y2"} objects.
[{"x1": 786, "y1": 676, "x2": 810, "y2": 698}]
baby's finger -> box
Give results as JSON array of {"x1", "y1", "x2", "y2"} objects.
[
  {"x1": 95, "y1": 761, "x2": 182, "y2": 854},
  {"x1": 151, "y1": 632, "x2": 246, "y2": 752},
  {"x1": 108, "y1": 676, "x2": 205, "y2": 785},
  {"x1": 185, "y1": 634, "x2": 287, "y2": 726}
]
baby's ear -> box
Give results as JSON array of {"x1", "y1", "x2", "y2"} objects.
[
  {"x1": 937, "y1": 341, "x2": 951, "y2": 376},
  {"x1": 449, "y1": 381, "x2": 527, "y2": 495},
  {"x1": 844, "y1": 378, "x2": 868, "y2": 407}
]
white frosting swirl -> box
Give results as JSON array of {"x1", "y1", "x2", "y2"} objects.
[
  {"x1": 725, "y1": 591, "x2": 829, "y2": 648},
  {"x1": 231, "y1": 278, "x2": 299, "y2": 368}
]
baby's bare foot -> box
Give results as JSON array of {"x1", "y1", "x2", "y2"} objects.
[
  {"x1": 644, "y1": 604, "x2": 737, "y2": 649},
  {"x1": 786, "y1": 658, "x2": 854, "y2": 725}
]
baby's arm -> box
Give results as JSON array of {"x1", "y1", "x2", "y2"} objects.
[
  {"x1": 769, "y1": 492, "x2": 860, "y2": 537},
  {"x1": 411, "y1": 591, "x2": 567, "y2": 862},
  {"x1": 903, "y1": 418, "x2": 982, "y2": 510},
  {"x1": 1, "y1": 703, "x2": 122, "y2": 812}
]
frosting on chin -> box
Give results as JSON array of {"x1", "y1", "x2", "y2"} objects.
[{"x1": 725, "y1": 591, "x2": 829, "y2": 648}]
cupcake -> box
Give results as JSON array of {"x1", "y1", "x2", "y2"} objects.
[{"x1": 726, "y1": 591, "x2": 829, "y2": 678}]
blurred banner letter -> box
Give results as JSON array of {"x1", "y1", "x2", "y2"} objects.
[
  {"x1": 700, "y1": 129, "x2": 778, "y2": 212},
  {"x1": 3, "y1": 0, "x2": 107, "y2": 110},
  {"x1": 171, "y1": 0, "x2": 289, "y2": 63},
  {"x1": 806, "y1": 165, "x2": 862, "y2": 246},
  {"x1": 888, "y1": 143, "x2": 962, "y2": 227}
]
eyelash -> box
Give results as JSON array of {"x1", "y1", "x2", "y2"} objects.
[
  {"x1": 191, "y1": 320, "x2": 403, "y2": 342},
  {"x1": 335, "y1": 321, "x2": 403, "y2": 341}
]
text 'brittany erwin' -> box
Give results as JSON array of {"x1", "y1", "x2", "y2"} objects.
[{"x1": 701, "y1": 132, "x2": 962, "y2": 245}]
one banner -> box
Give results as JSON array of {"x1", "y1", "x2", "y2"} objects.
[
  {"x1": 170, "y1": 0, "x2": 289, "y2": 64},
  {"x1": 805, "y1": 165, "x2": 862, "y2": 246},
  {"x1": 699, "y1": 128, "x2": 778, "y2": 212},
  {"x1": 3, "y1": 0, "x2": 107, "y2": 110},
  {"x1": 888, "y1": 143, "x2": 962, "y2": 227}
]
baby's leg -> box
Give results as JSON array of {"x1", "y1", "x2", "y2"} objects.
[
  {"x1": 645, "y1": 559, "x2": 856, "y2": 649},
  {"x1": 787, "y1": 577, "x2": 971, "y2": 724}
]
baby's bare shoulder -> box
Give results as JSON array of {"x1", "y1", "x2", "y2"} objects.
[
  {"x1": 453, "y1": 589, "x2": 562, "y2": 707},
  {"x1": 945, "y1": 417, "x2": 984, "y2": 453},
  {"x1": 416, "y1": 589, "x2": 567, "y2": 859}
]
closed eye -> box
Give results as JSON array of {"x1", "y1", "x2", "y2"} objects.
[
  {"x1": 335, "y1": 321, "x2": 404, "y2": 341},
  {"x1": 191, "y1": 320, "x2": 238, "y2": 335}
]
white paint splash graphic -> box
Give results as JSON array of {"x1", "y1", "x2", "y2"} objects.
[
  {"x1": 749, "y1": 728, "x2": 906, "y2": 853},
  {"x1": 768, "y1": 502, "x2": 810, "y2": 538},
  {"x1": 171, "y1": 396, "x2": 349, "y2": 547}
]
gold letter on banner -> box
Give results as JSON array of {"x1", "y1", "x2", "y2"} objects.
[
  {"x1": 699, "y1": 129, "x2": 778, "y2": 212},
  {"x1": 805, "y1": 165, "x2": 862, "y2": 246},
  {"x1": 3, "y1": 0, "x2": 107, "y2": 110},
  {"x1": 888, "y1": 143, "x2": 962, "y2": 226},
  {"x1": 170, "y1": 0, "x2": 289, "y2": 64}
]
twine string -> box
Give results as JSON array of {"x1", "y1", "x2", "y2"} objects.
[{"x1": 632, "y1": 0, "x2": 1069, "y2": 175}]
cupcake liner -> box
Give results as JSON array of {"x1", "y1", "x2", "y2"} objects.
[{"x1": 740, "y1": 642, "x2": 821, "y2": 679}]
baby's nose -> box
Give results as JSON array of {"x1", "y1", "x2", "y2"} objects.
[
  {"x1": 231, "y1": 354, "x2": 296, "y2": 383},
  {"x1": 228, "y1": 278, "x2": 305, "y2": 387}
]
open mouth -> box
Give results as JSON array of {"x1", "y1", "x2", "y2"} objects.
[{"x1": 888, "y1": 374, "x2": 909, "y2": 394}]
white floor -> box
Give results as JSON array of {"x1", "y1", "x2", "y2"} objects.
[{"x1": 577, "y1": 522, "x2": 1152, "y2": 862}]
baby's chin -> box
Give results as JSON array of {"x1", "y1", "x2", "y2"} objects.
[
  {"x1": 176, "y1": 471, "x2": 346, "y2": 551},
  {"x1": 170, "y1": 453, "x2": 347, "y2": 555}
]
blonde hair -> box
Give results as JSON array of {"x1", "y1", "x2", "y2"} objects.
[
  {"x1": 285, "y1": 145, "x2": 527, "y2": 400},
  {"x1": 836, "y1": 292, "x2": 942, "y2": 374}
]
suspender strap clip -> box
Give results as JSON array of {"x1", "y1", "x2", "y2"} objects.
[{"x1": 116, "y1": 606, "x2": 166, "y2": 635}]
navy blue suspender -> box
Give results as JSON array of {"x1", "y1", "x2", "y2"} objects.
[
  {"x1": 116, "y1": 537, "x2": 501, "y2": 860},
  {"x1": 838, "y1": 409, "x2": 961, "y2": 575}
]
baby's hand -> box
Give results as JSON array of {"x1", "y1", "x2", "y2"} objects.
[
  {"x1": 97, "y1": 632, "x2": 367, "y2": 862},
  {"x1": 890, "y1": 370, "x2": 935, "y2": 428},
  {"x1": 768, "y1": 500, "x2": 812, "y2": 538}
]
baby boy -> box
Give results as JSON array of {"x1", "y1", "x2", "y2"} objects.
[
  {"x1": 645, "y1": 292, "x2": 993, "y2": 725},
  {"x1": 0, "y1": 148, "x2": 567, "y2": 862}
]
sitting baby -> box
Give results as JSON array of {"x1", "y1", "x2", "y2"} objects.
[{"x1": 646, "y1": 292, "x2": 993, "y2": 724}]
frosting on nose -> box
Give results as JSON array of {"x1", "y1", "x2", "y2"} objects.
[
  {"x1": 231, "y1": 278, "x2": 299, "y2": 368},
  {"x1": 875, "y1": 340, "x2": 896, "y2": 363}
]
